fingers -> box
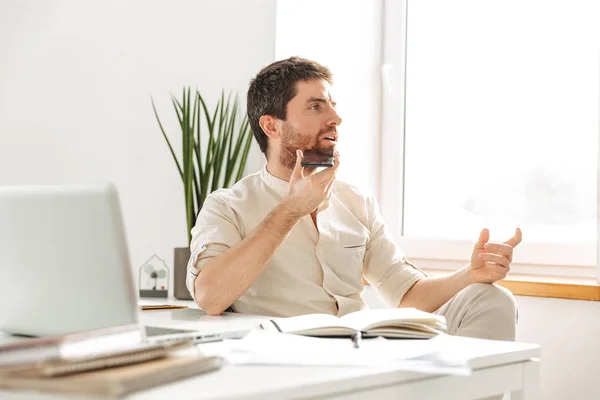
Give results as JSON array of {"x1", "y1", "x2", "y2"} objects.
[
  {"x1": 475, "y1": 227, "x2": 521, "y2": 261},
  {"x1": 313, "y1": 151, "x2": 340, "y2": 184},
  {"x1": 291, "y1": 150, "x2": 304, "y2": 181},
  {"x1": 484, "y1": 242, "x2": 513, "y2": 263},
  {"x1": 325, "y1": 177, "x2": 335, "y2": 193},
  {"x1": 504, "y1": 227, "x2": 523, "y2": 248},
  {"x1": 321, "y1": 153, "x2": 339, "y2": 197},
  {"x1": 479, "y1": 253, "x2": 510, "y2": 269},
  {"x1": 332, "y1": 150, "x2": 340, "y2": 170},
  {"x1": 473, "y1": 228, "x2": 519, "y2": 283},
  {"x1": 474, "y1": 228, "x2": 490, "y2": 250}
]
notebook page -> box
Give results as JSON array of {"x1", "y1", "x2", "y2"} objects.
[
  {"x1": 340, "y1": 308, "x2": 446, "y2": 331},
  {"x1": 273, "y1": 314, "x2": 355, "y2": 333}
]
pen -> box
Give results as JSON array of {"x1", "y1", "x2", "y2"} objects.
[{"x1": 351, "y1": 331, "x2": 362, "y2": 349}]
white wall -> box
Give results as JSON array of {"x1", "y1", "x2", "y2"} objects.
[
  {"x1": 364, "y1": 287, "x2": 600, "y2": 400},
  {"x1": 516, "y1": 296, "x2": 600, "y2": 400},
  {"x1": 0, "y1": 0, "x2": 275, "y2": 291}
]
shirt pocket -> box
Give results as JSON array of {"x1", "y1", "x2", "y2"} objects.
[
  {"x1": 330, "y1": 240, "x2": 367, "y2": 286},
  {"x1": 338, "y1": 235, "x2": 368, "y2": 259},
  {"x1": 341, "y1": 242, "x2": 367, "y2": 251},
  {"x1": 338, "y1": 229, "x2": 368, "y2": 249}
]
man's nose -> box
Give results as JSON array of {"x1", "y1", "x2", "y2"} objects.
[{"x1": 328, "y1": 108, "x2": 342, "y2": 127}]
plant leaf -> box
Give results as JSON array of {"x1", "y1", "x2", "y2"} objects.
[
  {"x1": 224, "y1": 93, "x2": 239, "y2": 186},
  {"x1": 171, "y1": 96, "x2": 184, "y2": 129},
  {"x1": 199, "y1": 94, "x2": 219, "y2": 196},
  {"x1": 157, "y1": 87, "x2": 255, "y2": 242},
  {"x1": 236, "y1": 123, "x2": 254, "y2": 182},
  {"x1": 221, "y1": 93, "x2": 235, "y2": 185},
  {"x1": 193, "y1": 91, "x2": 203, "y2": 211},
  {"x1": 212, "y1": 92, "x2": 233, "y2": 192},
  {"x1": 151, "y1": 98, "x2": 183, "y2": 179},
  {"x1": 182, "y1": 87, "x2": 195, "y2": 242},
  {"x1": 227, "y1": 116, "x2": 250, "y2": 187}
]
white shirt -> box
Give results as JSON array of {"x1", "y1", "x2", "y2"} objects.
[{"x1": 186, "y1": 166, "x2": 425, "y2": 317}]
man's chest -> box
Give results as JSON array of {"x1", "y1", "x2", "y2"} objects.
[{"x1": 240, "y1": 194, "x2": 371, "y2": 282}]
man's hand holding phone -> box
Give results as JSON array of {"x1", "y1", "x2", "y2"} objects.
[{"x1": 281, "y1": 149, "x2": 339, "y2": 219}]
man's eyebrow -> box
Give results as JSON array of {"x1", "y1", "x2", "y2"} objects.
[{"x1": 305, "y1": 97, "x2": 336, "y2": 105}]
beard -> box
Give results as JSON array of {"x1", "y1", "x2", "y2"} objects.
[{"x1": 279, "y1": 123, "x2": 336, "y2": 170}]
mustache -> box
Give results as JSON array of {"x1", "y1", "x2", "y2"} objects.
[{"x1": 318, "y1": 128, "x2": 337, "y2": 136}]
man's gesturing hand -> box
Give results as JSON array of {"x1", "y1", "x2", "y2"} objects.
[
  {"x1": 469, "y1": 227, "x2": 523, "y2": 284},
  {"x1": 281, "y1": 149, "x2": 340, "y2": 219}
]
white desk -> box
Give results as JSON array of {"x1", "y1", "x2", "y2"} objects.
[{"x1": 1, "y1": 301, "x2": 541, "y2": 400}]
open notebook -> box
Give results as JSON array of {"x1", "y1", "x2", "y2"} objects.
[{"x1": 268, "y1": 308, "x2": 447, "y2": 339}]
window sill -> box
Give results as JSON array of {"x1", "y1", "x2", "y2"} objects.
[
  {"x1": 423, "y1": 269, "x2": 600, "y2": 301},
  {"x1": 497, "y1": 276, "x2": 600, "y2": 301}
]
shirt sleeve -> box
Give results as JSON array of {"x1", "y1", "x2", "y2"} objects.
[
  {"x1": 186, "y1": 193, "x2": 242, "y2": 301},
  {"x1": 363, "y1": 196, "x2": 427, "y2": 307}
]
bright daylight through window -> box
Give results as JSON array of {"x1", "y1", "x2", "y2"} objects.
[{"x1": 403, "y1": 0, "x2": 599, "y2": 249}]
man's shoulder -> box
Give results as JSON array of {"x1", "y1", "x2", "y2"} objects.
[
  {"x1": 331, "y1": 180, "x2": 377, "y2": 228},
  {"x1": 333, "y1": 180, "x2": 374, "y2": 204},
  {"x1": 205, "y1": 171, "x2": 262, "y2": 205}
]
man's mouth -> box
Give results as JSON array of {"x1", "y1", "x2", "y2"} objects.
[{"x1": 320, "y1": 131, "x2": 338, "y2": 143}]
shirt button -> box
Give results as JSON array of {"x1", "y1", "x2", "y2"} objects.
[{"x1": 318, "y1": 248, "x2": 325, "y2": 255}]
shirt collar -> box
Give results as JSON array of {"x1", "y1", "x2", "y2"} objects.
[
  {"x1": 260, "y1": 164, "x2": 289, "y2": 198},
  {"x1": 260, "y1": 164, "x2": 331, "y2": 212}
]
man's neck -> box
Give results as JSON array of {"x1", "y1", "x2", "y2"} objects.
[
  {"x1": 266, "y1": 159, "x2": 316, "y2": 182},
  {"x1": 266, "y1": 160, "x2": 292, "y2": 182}
]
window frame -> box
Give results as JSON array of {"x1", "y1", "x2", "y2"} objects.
[{"x1": 378, "y1": 0, "x2": 599, "y2": 282}]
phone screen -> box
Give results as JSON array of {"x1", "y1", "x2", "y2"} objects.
[{"x1": 301, "y1": 149, "x2": 334, "y2": 167}]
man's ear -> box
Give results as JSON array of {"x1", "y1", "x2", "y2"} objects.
[{"x1": 259, "y1": 115, "x2": 281, "y2": 140}]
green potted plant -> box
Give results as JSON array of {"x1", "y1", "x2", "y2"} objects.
[{"x1": 152, "y1": 87, "x2": 253, "y2": 299}]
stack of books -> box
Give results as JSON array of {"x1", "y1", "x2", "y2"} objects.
[{"x1": 0, "y1": 325, "x2": 222, "y2": 397}]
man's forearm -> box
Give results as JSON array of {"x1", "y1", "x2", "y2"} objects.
[
  {"x1": 398, "y1": 266, "x2": 472, "y2": 312},
  {"x1": 194, "y1": 202, "x2": 301, "y2": 315}
]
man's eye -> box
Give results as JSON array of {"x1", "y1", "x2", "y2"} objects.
[{"x1": 310, "y1": 103, "x2": 321, "y2": 111}]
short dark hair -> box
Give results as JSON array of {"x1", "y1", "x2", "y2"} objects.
[{"x1": 247, "y1": 57, "x2": 333, "y2": 155}]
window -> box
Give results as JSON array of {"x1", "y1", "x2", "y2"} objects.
[
  {"x1": 381, "y1": 0, "x2": 600, "y2": 278},
  {"x1": 277, "y1": 0, "x2": 600, "y2": 279}
]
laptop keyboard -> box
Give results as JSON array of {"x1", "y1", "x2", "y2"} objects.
[{"x1": 144, "y1": 326, "x2": 192, "y2": 337}]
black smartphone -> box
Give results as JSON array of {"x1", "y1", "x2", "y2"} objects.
[{"x1": 301, "y1": 149, "x2": 334, "y2": 168}]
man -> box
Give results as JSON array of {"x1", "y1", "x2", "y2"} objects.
[{"x1": 186, "y1": 57, "x2": 521, "y2": 341}]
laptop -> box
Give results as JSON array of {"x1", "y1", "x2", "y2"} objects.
[{"x1": 0, "y1": 183, "x2": 249, "y2": 344}]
